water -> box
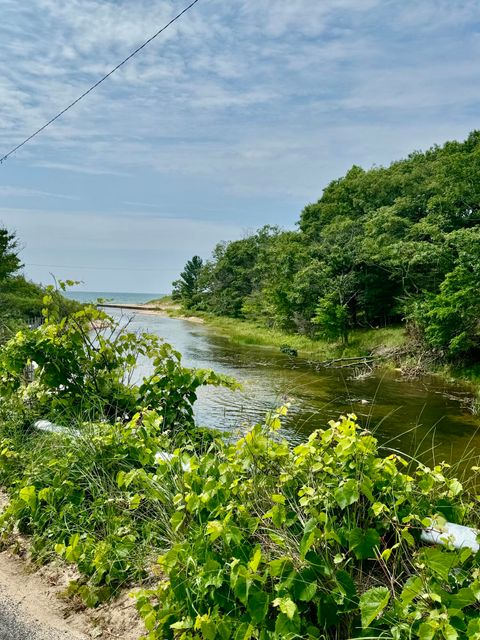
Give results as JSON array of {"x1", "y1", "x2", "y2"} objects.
[
  {"x1": 108, "y1": 308, "x2": 480, "y2": 468},
  {"x1": 64, "y1": 291, "x2": 165, "y2": 305}
]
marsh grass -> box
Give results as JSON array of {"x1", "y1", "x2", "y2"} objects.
[
  {"x1": 0, "y1": 406, "x2": 183, "y2": 604},
  {"x1": 181, "y1": 314, "x2": 405, "y2": 361}
]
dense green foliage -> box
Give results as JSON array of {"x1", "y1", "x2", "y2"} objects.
[
  {"x1": 0, "y1": 304, "x2": 479, "y2": 638},
  {"x1": 1, "y1": 134, "x2": 480, "y2": 639},
  {"x1": 137, "y1": 413, "x2": 480, "y2": 640},
  {"x1": 0, "y1": 228, "x2": 42, "y2": 339},
  {"x1": 0, "y1": 296, "x2": 237, "y2": 426},
  {"x1": 174, "y1": 132, "x2": 480, "y2": 362},
  {"x1": 0, "y1": 299, "x2": 236, "y2": 606},
  {"x1": 0, "y1": 228, "x2": 22, "y2": 280}
]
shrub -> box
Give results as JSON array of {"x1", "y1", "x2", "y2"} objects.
[
  {"x1": 0, "y1": 409, "x2": 190, "y2": 605},
  {"x1": 136, "y1": 411, "x2": 480, "y2": 640},
  {"x1": 0, "y1": 298, "x2": 237, "y2": 427}
]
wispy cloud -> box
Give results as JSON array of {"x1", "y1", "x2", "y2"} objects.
[
  {"x1": 0, "y1": 0, "x2": 479, "y2": 289},
  {"x1": 2, "y1": 0, "x2": 476, "y2": 176},
  {"x1": 0, "y1": 186, "x2": 78, "y2": 200}
]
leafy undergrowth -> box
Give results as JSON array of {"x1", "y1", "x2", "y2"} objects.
[
  {"x1": 0, "y1": 409, "x2": 179, "y2": 605},
  {"x1": 135, "y1": 411, "x2": 480, "y2": 640},
  {"x1": 0, "y1": 295, "x2": 480, "y2": 639},
  {"x1": 1, "y1": 408, "x2": 480, "y2": 639}
]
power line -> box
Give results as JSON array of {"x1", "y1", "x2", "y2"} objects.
[
  {"x1": 0, "y1": 0, "x2": 201, "y2": 165},
  {"x1": 26, "y1": 263, "x2": 181, "y2": 272}
]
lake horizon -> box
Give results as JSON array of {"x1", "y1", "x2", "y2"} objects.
[{"x1": 64, "y1": 291, "x2": 167, "y2": 305}]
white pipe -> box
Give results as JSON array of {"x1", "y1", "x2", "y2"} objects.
[{"x1": 421, "y1": 521, "x2": 479, "y2": 552}]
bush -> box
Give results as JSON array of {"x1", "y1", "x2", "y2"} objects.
[
  {"x1": 136, "y1": 411, "x2": 480, "y2": 639},
  {"x1": 0, "y1": 297, "x2": 237, "y2": 426},
  {"x1": 0, "y1": 409, "x2": 186, "y2": 605},
  {"x1": 1, "y1": 292, "x2": 479, "y2": 638}
]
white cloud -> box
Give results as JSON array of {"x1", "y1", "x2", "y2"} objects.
[{"x1": 0, "y1": 0, "x2": 479, "y2": 291}]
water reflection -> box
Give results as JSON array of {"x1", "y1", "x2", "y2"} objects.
[{"x1": 108, "y1": 309, "x2": 480, "y2": 467}]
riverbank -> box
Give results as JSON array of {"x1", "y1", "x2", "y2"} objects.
[
  {"x1": 144, "y1": 298, "x2": 480, "y2": 409},
  {"x1": 145, "y1": 298, "x2": 405, "y2": 359}
]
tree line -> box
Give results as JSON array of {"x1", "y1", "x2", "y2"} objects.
[
  {"x1": 0, "y1": 228, "x2": 78, "y2": 341},
  {"x1": 173, "y1": 131, "x2": 480, "y2": 361}
]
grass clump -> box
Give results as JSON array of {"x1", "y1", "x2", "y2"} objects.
[
  {"x1": 0, "y1": 409, "x2": 184, "y2": 606},
  {"x1": 188, "y1": 313, "x2": 405, "y2": 361}
]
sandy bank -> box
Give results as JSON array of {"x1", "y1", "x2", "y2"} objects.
[{"x1": 99, "y1": 302, "x2": 204, "y2": 324}]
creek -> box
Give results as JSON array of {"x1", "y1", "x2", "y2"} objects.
[{"x1": 110, "y1": 309, "x2": 479, "y2": 468}]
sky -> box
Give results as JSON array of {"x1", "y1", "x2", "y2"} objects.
[{"x1": 0, "y1": 0, "x2": 479, "y2": 293}]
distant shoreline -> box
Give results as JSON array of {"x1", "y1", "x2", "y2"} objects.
[
  {"x1": 98, "y1": 302, "x2": 164, "y2": 311},
  {"x1": 98, "y1": 301, "x2": 205, "y2": 324}
]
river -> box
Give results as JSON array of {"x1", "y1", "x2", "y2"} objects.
[{"x1": 109, "y1": 309, "x2": 479, "y2": 468}]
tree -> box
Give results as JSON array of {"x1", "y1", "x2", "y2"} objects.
[
  {"x1": 313, "y1": 296, "x2": 350, "y2": 344},
  {"x1": 0, "y1": 228, "x2": 22, "y2": 281},
  {"x1": 172, "y1": 256, "x2": 204, "y2": 309},
  {"x1": 170, "y1": 130, "x2": 480, "y2": 362},
  {"x1": 202, "y1": 227, "x2": 280, "y2": 318},
  {"x1": 409, "y1": 228, "x2": 480, "y2": 359}
]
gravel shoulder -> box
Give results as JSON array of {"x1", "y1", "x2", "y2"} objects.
[
  {"x1": 0, "y1": 549, "x2": 144, "y2": 640},
  {"x1": 0, "y1": 550, "x2": 88, "y2": 640}
]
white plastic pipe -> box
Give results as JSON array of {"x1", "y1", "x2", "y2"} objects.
[
  {"x1": 155, "y1": 450, "x2": 191, "y2": 472},
  {"x1": 421, "y1": 521, "x2": 479, "y2": 552}
]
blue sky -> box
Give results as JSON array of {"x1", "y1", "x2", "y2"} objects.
[{"x1": 0, "y1": 0, "x2": 479, "y2": 293}]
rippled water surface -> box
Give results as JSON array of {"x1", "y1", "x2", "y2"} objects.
[{"x1": 109, "y1": 309, "x2": 479, "y2": 467}]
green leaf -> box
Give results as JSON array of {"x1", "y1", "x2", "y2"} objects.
[
  {"x1": 359, "y1": 586, "x2": 390, "y2": 628},
  {"x1": 170, "y1": 510, "x2": 184, "y2": 532},
  {"x1": 334, "y1": 570, "x2": 357, "y2": 609},
  {"x1": 273, "y1": 596, "x2": 297, "y2": 620},
  {"x1": 234, "y1": 622, "x2": 255, "y2": 640},
  {"x1": 200, "y1": 619, "x2": 217, "y2": 640},
  {"x1": 144, "y1": 610, "x2": 157, "y2": 631},
  {"x1": 334, "y1": 479, "x2": 359, "y2": 509},
  {"x1": 300, "y1": 519, "x2": 319, "y2": 559},
  {"x1": 19, "y1": 485, "x2": 36, "y2": 511},
  {"x1": 419, "y1": 622, "x2": 437, "y2": 640},
  {"x1": 129, "y1": 493, "x2": 142, "y2": 510},
  {"x1": 247, "y1": 589, "x2": 269, "y2": 623},
  {"x1": 170, "y1": 619, "x2": 194, "y2": 630},
  {"x1": 293, "y1": 568, "x2": 317, "y2": 602},
  {"x1": 444, "y1": 624, "x2": 458, "y2": 640},
  {"x1": 271, "y1": 504, "x2": 286, "y2": 527},
  {"x1": 467, "y1": 618, "x2": 480, "y2": 639},
  {"x1": 248, "y1": 546, "x2": 262, "y2": 572},
  {"x1": 421, "y1": 547, "x2": 457, "y2": 581},
  {"x1": 447, "y1": 587, "x2": 477, "y2": 608},
  {"x1": 275, "y1": 612, "x2": 300, "y2": 637},
  {"x1": 206, "y1": 520, "x2": 223, "y2": 541},
  {"x1": 401, "y1": 527, "x2": 415, "y2": 547},
  {"x1": 269, "y1": 557, "x2": 293, "y2": 578},
  {"x1": 400, "y1": 576, "x2": 423, "y2": 606},
  {"x1": 217, "y1": 619, "x2": 232, "y2": 640},
  {"x1": 348, "y1": 528, "x2": 381, "y2": 560}
]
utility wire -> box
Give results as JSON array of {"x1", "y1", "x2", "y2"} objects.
[
  {"x1": 26, "y1": 263, "x2": 181, "y2": 272},
  {"x1": 0, "y1": 0, "x2": 201, "y2": 165}
]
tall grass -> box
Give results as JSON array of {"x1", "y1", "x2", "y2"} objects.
[{"x1": 164, "y1": 309, "x2": 406, "y2": 361}]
